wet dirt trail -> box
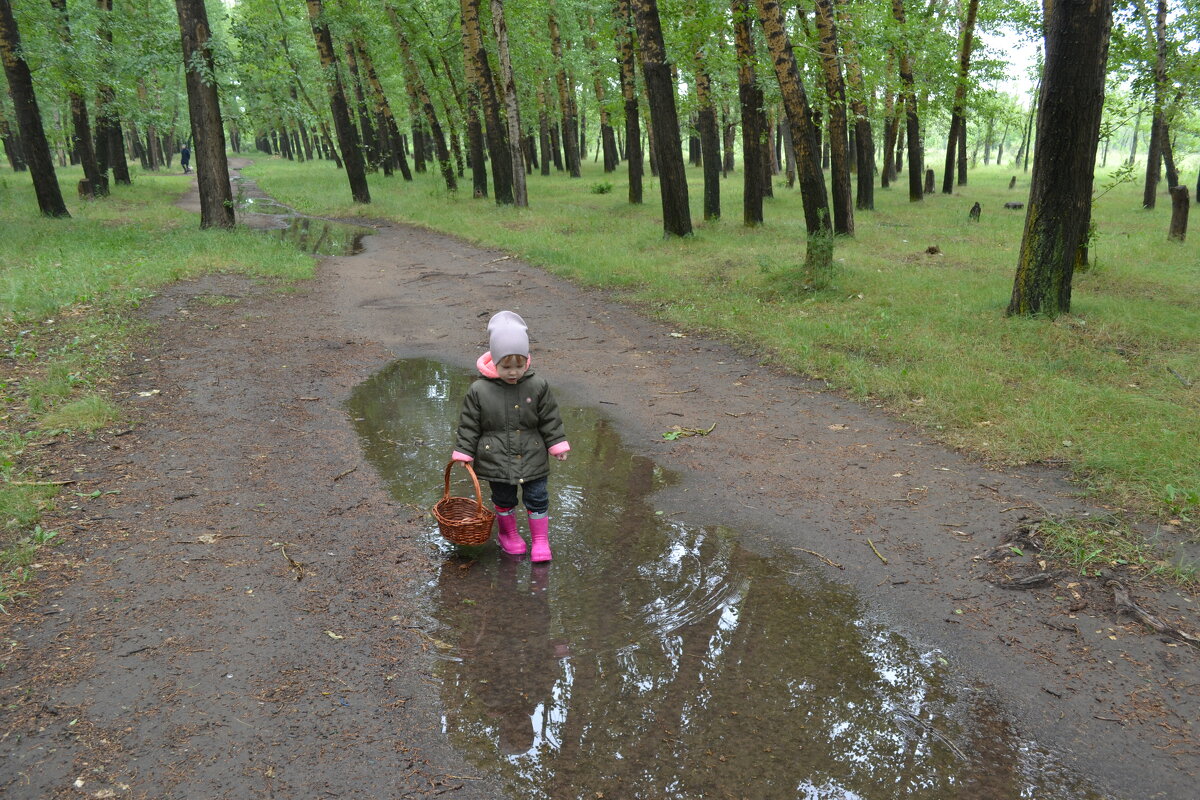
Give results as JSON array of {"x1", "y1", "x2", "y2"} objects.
[{"x1": 1, "y1": 162, "x2": 1196, "y2": 799}]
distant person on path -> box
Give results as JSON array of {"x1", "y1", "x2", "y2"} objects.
[
  {"x1": 452, "y1": 311, "x2": 570, "y2": 561},
  {"x1": 180, "y1": 143, "x2": 191, "y2": 174}
]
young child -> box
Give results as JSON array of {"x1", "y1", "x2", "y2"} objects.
[{"x1": 452, "y1": 311, "x2": 569, "y2": 561}]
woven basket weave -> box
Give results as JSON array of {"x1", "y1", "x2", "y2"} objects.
[{"x1": 432, "y1": 460, "x2": 495, "y2": 546}]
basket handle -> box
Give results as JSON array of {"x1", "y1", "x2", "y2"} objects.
[{"x1": 443, "y1": 459, "x2": 486, "y2": 513}]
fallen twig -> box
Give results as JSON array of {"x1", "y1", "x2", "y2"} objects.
[
  {"x1": 657, "y1": 387, "x2": 698, "y2": 395},
  {"x1": 1108, "y1": 580, "x2": 1200, "y2": 649},
  {"x1": 333, "y1": 466, "x2": 358, "y2": 482},
  {"x1": 6, "y1": 479, "x2": 75, "y2": 486},
  {"x1": 1167, "y1": 366, "x2": 1192, "y2": 387},
  {"x1": 867, "y1": 538, "x2": 889, "y2": 565},
  {"x1": 793, "y1": 547, "x2": 844, "y2": 570},
  {"x1": 280, "y1": 546, "x2": 305, "y2": 581}
]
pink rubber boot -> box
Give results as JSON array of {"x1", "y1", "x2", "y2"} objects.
[
  {"x1": 528, "y1": 512, "x2": 552, "y2": 563},
  {"x1": 495, "y1": 507, "x2": 526, "y2": 556}
]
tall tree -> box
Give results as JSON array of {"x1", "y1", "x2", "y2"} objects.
[
  {"x1": 812, "y1": 0, "x2": 852, "y2": 235},
  {"x1": 730, "y1": 0, "x2": 763, "y2": 226},
  {"x1": 891, "y1": 0, "x2": 923, "y2": 202},
  {"x1": 357, "y1": 40, "x2": 413, "y2": 181},
  {"x1": 756, "y1": 0, "x2": 832, "y2": 269},
  {"x1": 389, "y1": 10, "x2": 456, "y2": 192},
  {"x1": 1138, "y1": 0, "x2": 1175, "y2": 208},
  {"x1": 48, "y1": 0, "x2": 106, "y2": 196},
  {"x1": 633, "y1": 0, "x2": 691, "y2": 237},
  {"x1": 306, "y1": 0, "x2": 370, "y2": 203},
  {"x1": 548, "y1": 1, "x2": 581, "y2": 178},
  {"x1": 96, "y1": 0, "x2": 130, "y2": 185},
  {"x1": 691, "y1": 19, "x2": 720, "y2": 221},
  {"x1": 462, "y1": 0, "x2": 512, "y2": 204},
  {"x1": 586, "y1": 15, "x2": 619, "y2": 173},
  {"x1": 1008, "y1": 0, "x2": 1114, "y2": 317},
  {"x1": 175, "y1": 0, "x2": 234, "y2": 227},
  {"x1": 614, "y1": 0, "x2": 642, "y2": 204},
  {"x1": 490, "y1": 0, "x2": 527, "y2": 205},
  {"x1": 943, "y1": 0, "x2": 979, "y2": 194},
  {"x1": 838, "y1": 9, "x2": 874, "y2": 211},
  {"x1": 0, "y1": 0, "x2": 69, "y2": 216},
  {"x1": 457, "y1": 12, "x2": 487, "y2": 196}
]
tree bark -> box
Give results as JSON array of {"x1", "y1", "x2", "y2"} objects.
[
  {"x1": 1167, "y1": 185, "x2": 1188, "y2": 241},
  {"x1": 358, "y1": 42, "x2": 413, "y2": 181},
  {"x1": 1140, "y1": 0, "x2": 1172, "y2": 208},
  {"x1": 390, "y1": 13, "x2": 456, "y2": 193},
  {"x1": 0, "y1": 0, "x2": 67, "y2": 216},
  {"x1": 457, "y1": 16, "x2": 486, "y2": 195},
  {"x1": 490, "y1": 0, "x2": 527, "y2": 205},
  {"x1": 94, "y1": 0, "x2": 127, "y2": 184},
  {"x1": 461, "y1": 0, "x2": 511, "y2": 204},
  {"x1": 0, "y1": 105, "x2": 24, "y2": 171},
  {"x1": 839, "y1": 11, "x2": 874, "y2": 211},
  {"x1": 548, "y1": 3, "x2": 581, "y2": 178},
  {"x1": 632, "y1": 0, "x2": 691, "y2": 236},
  {"x1": 891, "y1": 0, "x2": 923, "y2": 202},
  {"x1": 175, "y1": 0, "x2": 234, "y2": 227},
  {"x1": 536, "y1": 81, "x2": 552, "y2": 176},
  {"x1": 614, "y1": 0, "x2": 642, "y2": 204},
  {"x1": 756, "y1": 0, "x2": 832, "y2": 263},
  {"x1": 344, "y1": 43, "x2": 379, "y2": 172},
  {"x1": 943, "y1": 0, "x2": 978, "y2": 195},
  {"x1": 812, "y1": 0, "x2": 852, "y2": 234},
  {"x1": 882, "y1": 91, "x2": 897, "y2": 187},
  {"x1": 1008, "y1": 0, "x2": 1114, "y2": 317},
  {"x1": 692, "y1": 39, "x2": 720, "y2": 221},
  {"x1": 586, "y1": 16, "x2": 619, "y2": 173},
  {"x1": 306, "y1": 0, "x2": 370, "y2": 203},
  {"x1": 48, "y1": 0, "x2": 106, "y2": 196}
]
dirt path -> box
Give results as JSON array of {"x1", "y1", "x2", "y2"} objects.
[{"x1": 3, "y1": 164, "x2": 1196, "y2": 799}]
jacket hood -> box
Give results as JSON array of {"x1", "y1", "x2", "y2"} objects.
[{"x1": 477, "y1": 351, "x2": 533, "y2": 379}]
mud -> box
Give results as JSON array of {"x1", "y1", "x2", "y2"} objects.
[{"x1": 1, "y1": 161, "x2": 1195, "y2": 799}]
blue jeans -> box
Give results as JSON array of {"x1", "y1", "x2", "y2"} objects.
[{"x1": 489, "y1": 477, "x2": 549, "y2": 515}]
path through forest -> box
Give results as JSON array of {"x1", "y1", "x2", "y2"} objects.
[{"x1": 1, "y1": 161, "x2": 1196, "y2": 799}]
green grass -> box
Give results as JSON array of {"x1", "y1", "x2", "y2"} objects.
[
  {"x1": 247, "y1": 154, "x2": 1200, "y2": 523},
  {"x1": 1039, "y1": 516, "x2": 1198, "y2": 586},
  {"x1": 0, "y1": 164, "x2": 316, "y2": 601}
]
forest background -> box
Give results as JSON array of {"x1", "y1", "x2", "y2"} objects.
[{"x1": 0, "y1": 0, "x2": 1198, "y2": 603}]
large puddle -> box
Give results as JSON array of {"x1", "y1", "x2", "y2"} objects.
[
  {"x1": 234, "y1": 172, "x2": 371, "y2": 255},
  {"x1": 348, "y1": 359, "x2": 1109, "y2": 799}
]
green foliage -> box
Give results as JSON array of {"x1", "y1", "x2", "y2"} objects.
[
  {"x1": 589, "y1": 181, "x2": 613, "y2": 194},
  {"x1": 1039, "y1": 517, "x2": 1197, "y2": 585}
]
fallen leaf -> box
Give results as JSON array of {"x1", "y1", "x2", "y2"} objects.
[
  {"x1": 828, "y1": 424, "x2": 849, "y2": 431},
  {"x1": 136, "y1": 390, "x2": 160, "y2": 397},
  {"x1": 325, "y1": 630, "x2": 344, "y2": 640}
]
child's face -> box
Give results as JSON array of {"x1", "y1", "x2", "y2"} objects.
[{"x1": 496, "y1": 355, "x2": 529, "y2": 384}]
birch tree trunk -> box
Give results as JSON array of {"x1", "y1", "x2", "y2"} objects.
[
  {"x1": 491, "y1": 0, "x2": 527, "y2": 205},
  {"x1": 614, "y1": 0, "x2": 642, "y2": 204},
  {"x1": 176, "y1": 0, "x2": 235, "y2": 227},
  {"x1": 812, "y1": 0, "x2": 852, "y2": 234},
  {"x1": 548, "y1": 3, "x2": 580, "y2": 178},
  {"x1": 943, "y1": 0, "x2": 979, "y2": 194},
  {"x1": 1009, "y1": 0, "x2": 1114, "y2": 317},
  {"x1": 755, "y1": 0, "x2": 832, "y2": 266},
  {"x1": 306, "y1": 0, "x2": 370, "y2": 203},
  {"x1": 632, "y1": 0, "x2": 690, "y2": 235},
  {"x1": 891, "y1": 0, "x2": 923, "y2": 202},
  {"x1": 0, "y1": 0, "x2": 68, "y2": 216},
  {"x1": 462, "y1": 0, "x2": 512, "y2": 204}
]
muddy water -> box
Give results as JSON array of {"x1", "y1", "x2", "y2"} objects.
[
  {"x1": 234, "y1": 174, "x2": 371, "y2": 255},
  {"x1": 349, "y1": 359, "x2": 1108, "y2": 800}
]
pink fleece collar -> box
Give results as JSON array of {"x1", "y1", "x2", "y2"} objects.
[{"x1": 477, "y1": 351, "x2": 531, "y2": 379}]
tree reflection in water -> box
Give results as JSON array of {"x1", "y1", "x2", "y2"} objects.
[{"x1": 348, "y1": 359, "x2": 1105, "y2": 800}]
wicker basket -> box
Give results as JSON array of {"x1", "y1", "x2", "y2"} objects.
[{"x1": 432, "y1": 460, "x2": 496, "y2": 546}]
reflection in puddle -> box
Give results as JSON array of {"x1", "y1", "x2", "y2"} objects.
[
  {"x1": 348, "y1": 359, "x2": 1109, "y2": 800},
  {"x1": 235, "y1": 177, "x2": 371, "y2": 255}
]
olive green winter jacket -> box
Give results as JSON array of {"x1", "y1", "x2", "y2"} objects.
[{"x1": 454, "y1": 365, "x2": 568, "y2": 485}]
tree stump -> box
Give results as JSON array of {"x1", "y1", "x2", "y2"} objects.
[
  {"x1": 924, "y1": 168, "x2": 935, "y2": 194},
  {"x1": 1009, "y1": 175, "x2": 1016, "y2": 189},
  {"x1": 1168, "y1": 185, "x2": 1189, "y2": 241}
]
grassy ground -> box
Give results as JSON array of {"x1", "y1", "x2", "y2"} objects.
[
  {"x1": 0, "y1": 164, "x2": 314, "y2": 608},
  {"x1": 248, "y1": 155, "x2": 1200, "y2": 532}
]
